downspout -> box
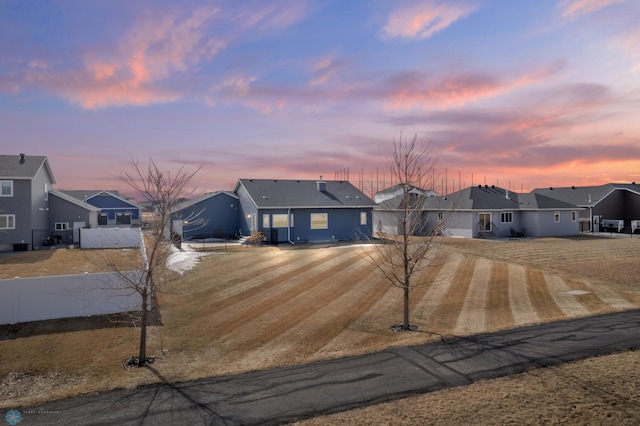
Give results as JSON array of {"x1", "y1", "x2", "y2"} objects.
[{"x1": 287, "y1": 208, "x2": 295, "y2": 245}]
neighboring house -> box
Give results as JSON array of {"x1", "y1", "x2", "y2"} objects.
[
  {"x1": 48, "y1": 189, "x2": 100, "y2": 244},
  {"x1": 0, "y1": 154, "x2": 55, "y2": 251},
  {"x1": 374, "y1": 190, "x2": 436, "y2": 236},
  {"x1": 60, "y1": 190, "x2": 142, "y2": 227},
  {"x1": 433, "y1": 185, "x2": 582, "y2": 238},
  {"x1": 171, "y1": 191, "x2": 239, "y2": 240},
  {"x1": 532, "y1": 183, "x2": 640, "y2": 233},
  {"x1": 374, "y1": 184, "x2": 437, "y2": 203},
  {"x1": 235, "y1": 178, "x2": 378, "y2": 243},
  {"x1": 375, "y1": 184, "x2": 582, "y2": 239}
]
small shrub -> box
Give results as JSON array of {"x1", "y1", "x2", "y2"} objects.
[{"x1": 246, "y1": 231, "x2": 266, "y2": 245}]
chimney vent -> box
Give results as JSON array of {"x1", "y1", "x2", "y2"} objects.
[
  {"x1": 317, "y1": 176, "x2": 326, "y2": 192},
  {"x1": 19, "y1": 153, "x2": 25, "y2": 164}
]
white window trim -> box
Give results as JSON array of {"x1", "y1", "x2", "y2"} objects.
[
  {"x1": 571, "y1": 211, "x2": 577, "y2": 222},
  {"x1": 272, "y1": 214, "x2": 290, "y2": 228},
  {"x1": 262, "y1": 214, "x2": 270, "y2": 228},
  {"x1": 554, "y1": 211, "x2": 560, "y2": 223},
  {"x1": 360, "y1": 212, "x2": 367, "y2": 226},
  {"x1": 310, "y1": 213, "x2": 328, "y2": 230},
  {"x1": 0, "y1": 181, "x2": 13, "y2": 197},
  {"x1": 478, "y1": 212, "x2": 491, "y2": 232},
  {"x1": 0, "y1": 214, "x2": 15, "y2": 229}
]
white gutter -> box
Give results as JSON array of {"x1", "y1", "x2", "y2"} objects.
[{"x1": 287, "y1": 208, "x2": 295, "y2": 245}]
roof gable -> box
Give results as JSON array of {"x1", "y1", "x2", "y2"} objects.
[
  {"x1": 237, "y1": 179, "x2": 377, "y2": 209},
  {"x1": 0, "y1": 154, "x2": 55, "y2": 183},
  {"x1": 172, "y1": 191, "x2": 238, "y2": 213},
  {"x1": 49, "y1": 189, "x2": 101, "y2": 211}
]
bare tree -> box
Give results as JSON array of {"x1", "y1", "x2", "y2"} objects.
[
  {"x1": 365, "y1": 133, "x2": 444, "y2": 331},
  {"x1": 113, "y1": 158, "x2": 200, "y2": 366}
]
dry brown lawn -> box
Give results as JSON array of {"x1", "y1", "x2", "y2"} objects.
[{"x1": 1, "y1": 235, "x2": 640, "y2": 424}]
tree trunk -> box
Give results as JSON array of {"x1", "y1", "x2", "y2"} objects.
[
  {"x1": 138, "y1": 287, "x2": 147, "y2": 364},
  {"x1": 403, "y1": 283, "x2": 410, "y2": 330}
]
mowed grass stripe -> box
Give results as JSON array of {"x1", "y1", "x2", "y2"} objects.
[
  {"x1": 485, "y1": 261, "x2": 514, "y2": 331},
  {"x1": 582, "y1": 279, "x2": 636, "y2": 310},
  {"x1": 542, "y1": 273, "x2": 590, "y2": 317},
  {"x1": 228, "y1": 251, "x2": 372, "y2": 353},
  {"x1": 428, "y1": 256, "x2": 477, "y2": 331},
  {"x1": 508, "y1": 263, "x2": 539, "y2": 326},
  {"x1": 418, "y1": 253, "x2": 460, "y2": 332},
  {"x1": 409, "y1": 256, "x2": 448, "y2": 313},
  {"x1": 564, "y1": 278, "x2": 613, "y2": 313},
  {"x1": 249, "y1": 257, "x2": 389, "y2": 360},
  {"x1": 210, "y1": 250, "x2": 365, "y2": 339},
  {"x1": 185, "y1": 250, "x2": 296, "y2": 296},
  {"x1": 454, "y1": 257, "x2": 491, "y2": 335},
  {"x1": 192, "y1": 249, "x2": 338, "y2": 318},
  {"x1": 526, "y1": 269, "x2": 565, "y2": 322}
]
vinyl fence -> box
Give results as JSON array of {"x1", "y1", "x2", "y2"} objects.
[
  {"x1": 80, "y1": 227, "x2": 142, "y2": 249},
  {"x1": 0, "y1": 271, "x2": 145, "y2": 324}
]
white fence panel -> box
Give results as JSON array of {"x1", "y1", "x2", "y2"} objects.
[
  {"x1": 0, "y1": 271, "x2": 145, "y2": 324},
  {"x1": 80, "y1": 227, "x2": 142, "y2": 248}
]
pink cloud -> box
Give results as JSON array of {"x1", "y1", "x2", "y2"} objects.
[
  {"x1": 382, "y1": 1, "x2": 478, "y2": 39},
  {"x1": 383, "y1": 61, "x2": 565, "y2": 111},
  {"x1": 559, "y1": 0, "x2": 626, "y2": 18}
]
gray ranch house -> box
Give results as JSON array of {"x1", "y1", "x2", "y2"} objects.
[
  {"x1": 170, "y1": 191, "x2": 239, "y2": 240},
  {"x1": 375, "y1": 184, "x2": 582, "y2": 239},
  {"x1": 236, "y1": 178, "x2": 378, "y2": 244},
  {"x1": 533, "y1": 183, "x2": 640, "y2": 233}
]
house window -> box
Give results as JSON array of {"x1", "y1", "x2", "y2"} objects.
[
  {"x1": 98, "y1": 213, "x2": 108, "y2": 225},
  {"x1": 55, "y1": 222, "x2": 69, "y2": 231},
  {"x1": 0, "y1": 181, "x2": 13, "y2": 197},
  {"x1": 310, "y1": 213, "x2": 328, "y2": 229},
  {"x1": 263, "y1": 214, "x2": 270, "y2": 228},
  {"x1": 554, "y1": 211, "x2": 560, "y2": 222},
  {"x1": 571, "y1": 211, "x2": 577, "y2": 222},
  {"x1": 438, "y1": 212, "x2": 444, "y2": 221},
  {"x1": 0, "y1": 214, "x2": 15, "y2": 229},
  {"x1": 44, "y1": 183, "x2": 50, "y2": 201},
  {"x1": 272, "y1": 214, "x2": 289, "y2": 228},
  {"x1": 360, "y1": 212, "x2": 367, "y2": 226},
  {"x1": 500, "y1": 212, "x2": 513, "y2": 223},
  {"x1": 116, "y1": 213, "x2": 131, "y2": 225},
  {"x1": 478, "y1": 213, "x2": 491, "y2": 232}
]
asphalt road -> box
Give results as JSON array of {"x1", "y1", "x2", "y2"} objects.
[{"x1": 15, "y1": 309, "x2": 640, "y2": 425}]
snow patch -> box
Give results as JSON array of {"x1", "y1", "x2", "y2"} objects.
[
  {"x1": 566, "y1": 289, "x2": 590, "y2": 295},
  {"x1": 166, "y1": 247, "x2": 212, "y2": 274}
]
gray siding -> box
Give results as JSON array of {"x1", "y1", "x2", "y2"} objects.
[
  {"x1": 0, "y1": 179, "x2": 32, "y2": 250},
  {"x1": 31, "y1": 164, "x2": 51, "y2": 231}
]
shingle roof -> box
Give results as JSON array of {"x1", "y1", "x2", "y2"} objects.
[
  {"x1": 422, "y1": 185, "x2": 579, "y2": 211},
  {"x1": 236, "y1": 179, "x2": 377, "y2": 209},
  {"x1": 0, "y1": 154, "x2": 54, "y2": 182},
  {"x1": 532, "y1": 183, "x2": 640, "y2": 206},
  {"x1": 49, "y1": 189, "x2": 101, "y2": 211},
  {"x1": 60, "y1": 190, "x2": 121, "y2": 201}
]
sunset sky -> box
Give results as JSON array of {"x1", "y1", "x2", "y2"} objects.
[{"x1": 2, "y1": 0, "x2": 639, "y2": 196}]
